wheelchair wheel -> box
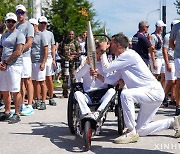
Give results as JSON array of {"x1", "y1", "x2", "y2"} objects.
[
  {"x1": 116, "y1": 104, "x2": 124, "y2": 135},
  {"x1": 83, "y1": 121, "x2": 92, "y2": 151},
  {"x1": 67, "y1": 91, "x2": 76, "y2": 134}
]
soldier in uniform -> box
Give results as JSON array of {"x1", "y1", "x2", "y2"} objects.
[{"x1": 59, "y1": 30, "x2": 81, "y2": 98}]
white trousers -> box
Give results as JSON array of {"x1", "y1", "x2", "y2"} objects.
[
  {"x1": 74, "y1": 88, "x2": 116, "y2": 115},
  {"x1": 120, "y1": 86, "x2": 174, "y2": 136}
]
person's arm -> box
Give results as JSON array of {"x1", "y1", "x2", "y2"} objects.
[
  {"x1": 163, "y1": 35, "x2": 171, "y2": 72},
  {"x1": 23, "y1": 36, "x2": 33, "y2": 52},
  {"x1": 4, "y1": 43, "x2": 24, "y2": 64},
  {"x1": 75, "y1": 58, "x2": 90, "y2": 79},
  {"x1": 149, "y1": 35, "x2": 157, "y2": 70},
  {"x1": 40, "y1": 45, "x2": 48, "y2": 71},
  {"x1": 169, "y1": 39, "x2": 175, "y2": 51}
]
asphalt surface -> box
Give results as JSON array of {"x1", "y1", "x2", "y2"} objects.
[{"x1": 0, "y1": 89, "x2": 180, "y2": 154}]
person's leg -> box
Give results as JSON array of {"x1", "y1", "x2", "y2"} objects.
[
  {"x1": 39, "y1": 80, "x2": 47, "y2": 102},
  {"x1": 1, "y1": 91, "x2": 11, "y2": 114},
  {"x1": 24, "y1": 78, "x2": 34, "y2": 106},
  {"x1": 74, "y1": 91, "x2": 92, "y2": 115},
  {"x1": 13, "y1": 92, "x2": 22, "y2": 114},
  {"x1": 46, "y1": 76, "x2": 53, "y2": 98},
  {"x1": 97, "y1": 88, "x2": 116, "y2": 111}
]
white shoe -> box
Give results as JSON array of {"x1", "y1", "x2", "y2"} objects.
[
  {"x1": 93, "y1": 111, "x2": 100, "y2": 120},
  {"x1": 82, "y1": 113, "x2": 95, "y2": 120},
  {"x1": 174, "y1": 115, "x2": 180, "y2": 138},
  {"x1": 113, "y1": 131, "x2": 139, "y2": 144}
]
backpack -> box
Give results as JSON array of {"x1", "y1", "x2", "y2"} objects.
[{"x1": 152, "y1": 33, "x2": 162, "y2": 50}]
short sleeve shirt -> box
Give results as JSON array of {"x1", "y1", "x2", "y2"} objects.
[
  {"x1": 16, "y1": 21, "x2": 34, "y2": 57},
  {"x1": 0, "y1": 29, "x2": 25, "y2": 65},
  {"x1": 31, "y1": 31, "x2": 48, "y2": 63},
  {"x1": 151, "y1": 33, "x2": 163, "y2": 59},
  {"x1": 43, "y1": 30, "x2": 55, "y2": 59},
  {"x1": 132, "y1": 32, "x2": 151, "y2": 60},
  {"x1": 170, "y1": 22, "x2": 180, "y2": 58},
  {"x1": 163, "y1": 33, "x2": 174, "y2": 62}
]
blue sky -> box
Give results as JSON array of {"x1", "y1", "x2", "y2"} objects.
[{"x1": 90, "y1": 0, "x2": 180, "y2": 37}]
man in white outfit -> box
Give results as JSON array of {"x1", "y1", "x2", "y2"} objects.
[
  {"x1": 74, "y1": 45, "x2": 116, "y2": 120},
  {"x1": 99, "y1": 33, "x2": 180, "y2": 144}
]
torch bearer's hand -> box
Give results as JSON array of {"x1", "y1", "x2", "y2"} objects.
[{"x1": 90, "y1": 68, "x2": 98, "y2": 78}]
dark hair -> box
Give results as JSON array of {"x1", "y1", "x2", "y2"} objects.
[
  {"x1": 0, "y1": 22, "x2": 6, "y2": 34},
  {"x1": 112, "y1": 32, "x2": 129, "y2": 49}
]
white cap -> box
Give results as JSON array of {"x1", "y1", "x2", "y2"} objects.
[
  {"x1": 29, "y1": 18, "x2": 38, "y2": 25},
  {"x1": 5, "y1": 12, "x2": 17, "y2": 22},
  {"x1": 155, "y1": 20, "x2": 167, "y2": 27},
  {"x1": 171, "y1": 20, "x2": 180, "y2": 26},
  {"x1": 38, "y1": 16, "x2": 47, "y2": 23},
  {"x1": 16, "y1": 4, "x2": 26, "y2": 12}
]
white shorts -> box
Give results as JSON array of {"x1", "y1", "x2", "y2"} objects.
[
  {"x1": 21, "y1": 57, "x2": 32, "y2": 78},
  {"x1": 32, "y1": 63, "x2": 46, "y2": 81},
  {"x1": 165, "y1": 62, "x2": 177, "y2": 81},
  {"x1": 46, "y1": 58, "x2": 53, "y2": 76},
  {"x1": 0, "y1": 65, "x2": 23, "y2": 92},
  {"x1": 175, "y1": 58, "x2": 180, "y2": 78},
  {"x1": 150, "y1": 58, "x2": 165, "y2": 74}
]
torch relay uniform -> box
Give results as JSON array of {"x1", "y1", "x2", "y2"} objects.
[
  {"x1": 101, "y1": 49, "x2": 177, "y2": 137},
  {"x1": 74, "y1": 59, "x2": 116, "y2": 119}
]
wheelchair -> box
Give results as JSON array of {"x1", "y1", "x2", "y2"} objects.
[{"x1": 67, "y1": 82, "x2": 124, "y2": 151}]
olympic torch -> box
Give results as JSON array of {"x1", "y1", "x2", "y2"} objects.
[{"x1": 87, "y1": 21, "x2": 97, "y2": 71}]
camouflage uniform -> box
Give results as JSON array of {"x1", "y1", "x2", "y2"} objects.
[{"x1": 59, "y1": 39, "x2": 81, "y2": 97}]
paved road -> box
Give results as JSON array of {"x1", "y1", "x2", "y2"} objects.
[{"x1": 0, "y1": 90, "x2": 179, "y2": 154}]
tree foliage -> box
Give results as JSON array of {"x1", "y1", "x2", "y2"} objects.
[
  {"x1": 174, "y1": 0, "x2": 180, "y2": 15},
  {"x1": 43, "y1": 0, "x2": 104, "y2": 41},
  {"x1": 0, "y1": 0, "x2": 32, "y2": 21}
]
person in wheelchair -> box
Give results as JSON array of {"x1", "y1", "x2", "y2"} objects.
[{"x1": 74, "y1": 44, "x2": 116, "y2": 121}]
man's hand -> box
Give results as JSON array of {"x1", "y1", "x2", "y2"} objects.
[
  {"x1": 40, "y1": 63, "x2": 45, "y2": 71},
  {"x1": 166, "y1": 63, "x2": 172, "y2": 72},
  {"x1": 0, "y1": 61, "x2": 7, "y2": 71},
  {"x1": 153, "y1": 61, "x2": 157, "y2": 70},
  {"x1": 89, "y1": 68, "x2": 98, "y2": 78},
  {"x1": 52, "y1": 60, "x2": 57, "y2": 70},
  {"x1": 116, "y1": 79, "x2": 125, "y2": 89}
]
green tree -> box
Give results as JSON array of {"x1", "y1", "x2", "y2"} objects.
[
  {"x1": 174, "y1": 0, "x2": 180, "y2": 15},
  {"x1": 0, "y1": 0, "x2": 33, "y2": 21},
  {"x1": 43, "y1": 0, "x2": 104, "y2": 41}
]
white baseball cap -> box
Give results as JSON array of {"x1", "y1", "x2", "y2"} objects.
[
  {"x1": 171, "y1": 19, "x2": 180, "y2": 26},
  {"x1": 29, "y1": 18, "x2": 38, "y2": 25},
  {"x1": 38, "y1": 16, "x2": 48, "y2": 23},
  {"x1": 16, "y1": 4, "x2": 26, "y2": 12},
  {"x1": 5, "y1": 12, "x2": 17, "y2": 22},
  {"x1": 155, "y1": 20, "x2": 167, "y2": 27}
]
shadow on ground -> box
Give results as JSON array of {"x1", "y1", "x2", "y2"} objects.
[{"x1": 11, "y1": 121, "x2": 173, "y2": 153}]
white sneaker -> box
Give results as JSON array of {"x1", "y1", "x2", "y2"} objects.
[
  {"x1": 81, "y1": 113, "x2": 95, "y2": 120},
  {"x1": 174, "y1": 115, "x2": 180, "y2": 138},
  {"x1": 93, "y1": 111, "x2": 100, "y2": 120},
  {"x1": 113, "y1": 131, "x2": 139, "y2": 144}
]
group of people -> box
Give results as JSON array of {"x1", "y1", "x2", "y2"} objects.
[
  {"x1": 0, "y1": 3, "x2": 180, "y2": 145},
  {"x1": 0, "y1": 4, "x2": 57, "y2": 124},
  {"x1": 131, "y1": 19, "x2": 180, "y2": 116}
]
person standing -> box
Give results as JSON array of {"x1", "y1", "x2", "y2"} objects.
[
  {"x1": 150, "y1": 20, "x2": 166, "y2": 89},
  {"x1": 132, "y1": 21, "x2": 154, "y2": 66},
  {"x1": 162, "y1": 20, "x2": 180, "y2": 107},
  {"x1": 0, "y1": 12, "x2": 25, "y2": 123},
  {"x1": 0, "y1": 22, "x2": 6, "y2": 110},
  {"x1": 169, "y1": 20, "x2": 180, "y2": 116},
  {"x1": 38, "y1": 16, "x2": 57, "y2": 106},
  {"x1": 99, "y1": 33, "x2": 180, "y2": 144},
  {"x1": 15, "y1": 4, "x2": 34, "y2": 115},
  {"x1": 59, "y1": 30, "x2": 81, "y2": 98},
  {"x1": 29, "y1": 18, "x2": 48, "y2": 110}
]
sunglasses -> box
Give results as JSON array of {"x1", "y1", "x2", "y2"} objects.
[
  {"x1": 16, "y1": 11, "x2": 25, "y2": 15},
  {"x1": 6, "y1": 20, "x2": 16, "y2": 24},
  {"x1": 145, "y1": 26, "x2": 149, "y2": 28},
  {"x1": 39, "y1": 22, "x2": 47, "y2": 25}
]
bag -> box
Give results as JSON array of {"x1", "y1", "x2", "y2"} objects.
[{"x1": 153, "y1": 33, "x2": 162, "y2": 50}]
